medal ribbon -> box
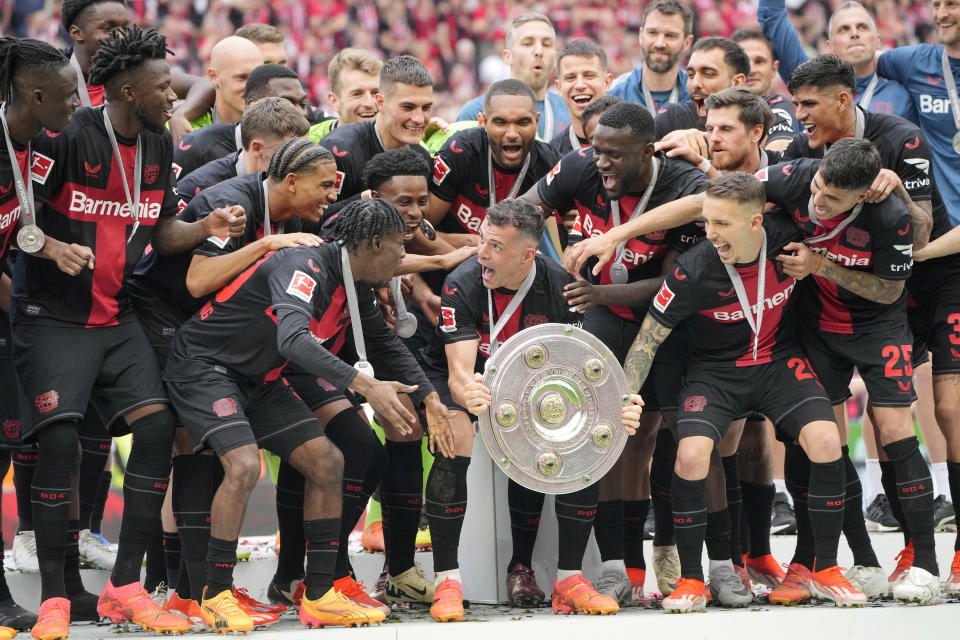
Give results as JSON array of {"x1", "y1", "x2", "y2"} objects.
[
  {"x1": 722, "y1": 229, "x2": 767, "y2": 362},
  {"x1": 340, "y1": 245, "x2": 370, "y2": 365},
  {"x1": 641, "y1": 72, "x2": 679, "y2": 115},
  {"x1": 0, "y1": 104, "x2": 37, "y2": 232},
  {"x1": 857, "y1": 74, "x2": 879, "y2": 112},
  {"x1": 942, "y1": 50, "x2": 960, "y2": 132},
  {"x1": 70, "y1": 53, "x2": 92, "y2": 108},
  {"x1": 102, "y1": 108, "x2": 142, "y2": 243},
  {"x1": 487, "y1": 261, "x2": 537, "y2": 359},
  {"x1": 610, "y1": 156, "x2": 660, "y2": 271},
  {"x1": 487, "y1": 145, "x2": 531, "y2": 207}
]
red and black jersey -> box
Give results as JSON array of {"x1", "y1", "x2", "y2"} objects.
[
  {"x1": 654, "y1": 100, "x2": 795, "y2": 143},
  {"x1": 424, "y1": 254, "x2": 581, "y2": 372},
  {"x1": 759, "y1": 157, "x2": 913, "y2": 334},
  {"x1": 537, "y1": 147, "x2": 707, "y2": 322},
  {"x1": 764, "y1": 94, "x2": 798, "y2": 144},
  {"x1": 649, "y1": 211, "x2": 803, "y2": 366},
  {"x1": 319, "y1": 121, "x2": 432, "y2": 200},
  {"x1": 430, "y1": 127, "x2": 561, "y2": 235},
  {"x1": 12, "y1": 106, "x2": 178, "y2": 328},
  {"x1": 0, "y1": 138, "x2": 29, "y2": 263},
  {"x1": 548, "y1": 127, "x2": 588, "y2": 157},
  {"x1": 177, "y1": 152, "x2": 243, "y2": 205},
  {"x1": 164, "y1": 241, "x2": 434, "y2": 404},
  {"x1": 173, "y1": 123, "x2": 240, "y2": 180}
]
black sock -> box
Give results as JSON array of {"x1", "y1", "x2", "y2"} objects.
[
  {"x1": 0, "y1": 452, "x2": 9, "y2": 601},
  {"x1": 91, "y1": 471, "x2": 111, "y2": 534},
  {"x1": 624, "y1": 499, "x2": 650, "y2": 570},
  {"x1": 556, "y1": 484, "x2": 599, "y2": 571},
  {"x1": 593, "y1": 500, "x2": 624, "y2": 561},
  {"x1": 383, "y1": 440, "x2": 425, "y2": 576},
  {"x1": 651, "y1": 429, "x2": 677, "y2": 547},
  {"x1": 507, "y1": 479, "x2": 544, "y2": 569},
  {"x1": 840, "y1": 445, "x2": 879, "y2": 567},
  {"x1": 807, "y1": 458, "x2": 844, "y2": 571},
  {"x1": 784, "y1": 442, "x2": 814, "y2": 570},
  {"x1": 163, "y1": 531, "x2": 181, "y2": 593},
  {"x1": 879, "y1": 460, "x2": 911, "y2": 547},
  {"x1": 274, "y1": 460, "x2": 305, "y2": 582},
  {"x1": 948, "y1": 462, "x2": 960, "y2": 552},
  {"x1": 143, "y1": 522, "x2": 166, "y2": 592},
  {"x1": 33, "y1": 421, "x2": 78, "y2": 600},
  {"x1": 721, "y1": 454, "x2": 742, "y2": 566},
  {"x1": 13, "y1": 448, "x2": 37, "y2": 531},
  {"x1": 705, "y1": 509, "x2": 732, "y2": 562},
  {"x1": 883, "y1": 437, "x2": 937, "y2": 574},
  {"x1": 173, "y1": 454, "x2": 222, "y2": 601},
  {"x1": 64, "y1": 520, "x2": 85, "y2": 595},
  {"x1": 324, "y1": 410, "x2": 385, "y2": 580},
  {"x1": 304, "y1": 518, "x2": 340, "y2": 600},
  {"x1": 78, "y1": 413, "x2": 111, "y2": 532},
  {"x1": 424, "y1": 455, "x2": 470, "y2": 572},
  {"x1": 110, "y1": 411, "x2": 175, "y2": 587},
  {"x1": 672, "y1": 473, "x2": 707, "y2": 581},
  {"x1": 205, "y1": 537, "x2": 237, "y2": 598},
  {"x1": 741, "y1": 481, "x2": 774, "y2": 557},
  {"x1": 175, "y1": 555, "x2": 191, "y2": 600}
]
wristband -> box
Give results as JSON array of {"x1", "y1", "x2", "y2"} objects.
[{"x1": 697, "y1": 157, "x2": 712, "y2": 173}]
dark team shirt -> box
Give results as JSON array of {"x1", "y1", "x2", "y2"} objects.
[
  {"x1": 548, "y1": 127, "x2": 589, "y2": 156},
  {"x1": 765, "y1": 94, "x2": 799, "y2": 140},
  {"x1": 424, "y1": 254, "x2": 581, "y2": 371},
  {"x1": 177, "y1": 153, "x2": 243, "y2": 205},
  {"x1": 319, "y1": 120, "x2": 432, "y2": 200},
  {"x1": 0, "y1": 138, "x2": 29, "y2": 263},
  {"x1": 758, "y1": 158, "x2": 913, "y2": 334},
  {"x1": 537, "y1": 147, "x2": 707, "y2": 321},
  {"x1": 654, "y1": 100, "x2": 795, "y2": 142},
  {"x1": 649, "y1": 212, "x2": 803, "y2": 366},
  {"x1": 173, "y1": 123, "x2": 241, "y2": 180},
  {"x1": 164, "y1": 241, "x2": 434, "y2": 406},
  {"x1": 431, "y1": 127, "x2": 561, "y2": 235},
  {"x1": 13, "y1": 106, "x2": 178, "y2": 327},
  {"x1": 129, "y1": 172, "x2": 300, "y2": 319}
]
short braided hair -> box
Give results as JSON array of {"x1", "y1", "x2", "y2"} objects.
[
  {"x1": 87, "y1": 25, "x2": 170, "y2": 88},
  {"x1": 267, "y1": 138, "x2": 335, "y2": 182},
  {"x1": 0, "y1": 37, "x2": 68, "y2": 103},
  {"x1": 334, "y1": 198, "x2": 405, "y2": 252},
  {"x1": 362, "y1": 146, "x2": 430, "y2": 191}
]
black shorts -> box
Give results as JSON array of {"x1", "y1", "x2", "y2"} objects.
[
  {"x1": 583, "y1": 305, "x2": 686, "y2": 411},
  {"x1": 676, "y1": 355, "x2": 834, "y2": 443},
  {"x1": 422, "y1": 360, "x2": 469, "y2": 416},
  {"x1": 0, "y1": 358, "x2": 30, "y2": 449},
  {"x1": 166, "y1": 372, "x2": 324, "y2": 458},
  {"x1": 907, "y1": 262, "x2": 960, "y2": 375},
  {"x1": 799, "y1": 322, "x2": 916, "y2": 407},
  {"x1": 132, "y1": 296, "x2": 191, "y2": 372},
  {"x1": 12, "y1": 322, "x2": 169, "y2": 439},
  {"x1": 281, "y1": 363, "x2": 355, "y2": 411}
]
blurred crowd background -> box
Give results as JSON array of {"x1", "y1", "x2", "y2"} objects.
[{"x1": 0, "y1": 0, "x2": 944, "y2": 120}]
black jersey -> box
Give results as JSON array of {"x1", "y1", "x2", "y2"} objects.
[
  {"x1": 537, "y1": 147, "x2": 707, "y2": 322},
  {"x1": 548, "y1": 126, "x2": 589, "y2": 157},
  {"x1": 430, "y1": 127, "x2": 561, "y2": 235},
  {"x1": 129, "y1": 172, "x2": 300, "y2": 319},
  {"x1": 177, "y1": 153, "x2": 243, "y2": 205},
  {"x1": 0, "y1": 138, "x2": 29, "y2": 263},
  {"x1": 13, "y1": 106, "x2": 178, "y2": 327},
  {"x1": 655, "y1": 99, "x2": 795, "y2": 142},
  {"x1": 173, "y1": 123, "x2": 240, "y2": 179},
  {"x1": 649, "y1": 212, "x2": 802, "y2": 367},
  {"x1": 764, "y1": 94, "x2": 799, "y2": 143},
  {"x1": 424, "y1": 254, "x2": 581, "y2": 370},
  {"x1": 759, "y1": 158, "x2": 913, "y2": 334},
  {"x1": 164, "y1": 241, "x2": 434, "y2": 405},
  {"x1": 319, "y1": 121, "x2": 432, "y2": 200}
]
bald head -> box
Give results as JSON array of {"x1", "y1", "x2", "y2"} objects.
[{"x1": 208, "y1": 36, "x2": 264, "y2": 121}]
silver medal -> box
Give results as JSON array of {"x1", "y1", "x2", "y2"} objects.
[
  {"x1": 394, "y1": 313, "x2": 418, "y2": 339},
  {"x1": 354, "y1": 360, "x2": 375, "y2": 378},
  {"x1": 16, "y1": 224, "x2": 44, "y2": 254},
  {"x1": 609, "y1": 262, "x2": 628, "y2": 284},
  {"x1": 953, "y1": 131, "x2": 960, "y2": 155},
  {"x1": 419, "y1": 218, "x2": 437, "y2": 241}
]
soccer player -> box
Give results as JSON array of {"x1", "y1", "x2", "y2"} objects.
[
  {"x1": 549, "y1": 40, "x2": 613, "y2": 155},
  {"x1": 608, "y1": 0, "x2": 694, "y2": 112},
  {"x1": 308, "y1": 49, "x2": 383, "y2": 141},
  {"x1": 731, "y1": 29, "x2": 799, "y2": 139},
  {"x1": 15, "y1": 25, "x2": 242, "y2": 639},
  {"x1": 162, "y1": 198, "x2": 453, "y2": 629},
  {"x1": 621, "y1": 171, "x2": 864, "y2": 611},
  {"x1": 457, "y1": 12, "x2": 571, "y2": 140},
  {"x1": 234, "y1": 23, "x2": 289, "y2": 66}
]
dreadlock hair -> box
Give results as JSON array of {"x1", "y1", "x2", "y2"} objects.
[
  {"x1": 0, "y1": 37, "x2": 69, "y2": 103},
  {"x1": 335, "y1": 198, "x2": 405, "y2": 252},
  {"x1": 267, "y1": 138, "x2": 335, "y2": 183},
  {"x1": 362, "y1": 146, "x2": 430, "y2": 192},
  {"x1": 62, "y1": 0, "x2": 127, "y2": 34},
  {"x1": 88, "y1": 25, "x2": 170, "y2": 89}
]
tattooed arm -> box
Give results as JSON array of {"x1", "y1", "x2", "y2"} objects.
[
  {"x1": 891, "y1": 184, "x2": 932, "y2": 251},
  {"x1": 623, "y1": 314, "x2": 674, "y2": 393},
  {"x1": 777, "y1": 242, "x2": 904, "y2": 305}
]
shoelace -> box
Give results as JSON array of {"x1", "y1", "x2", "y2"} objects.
[
  {"x1": 209, "y1": 593, "x2": 246, "y2": 617},
  {"x1": 338, "y1": 579, "x2": 367, "y2": 598},
  {"x1": 511, "y1": 568, "x2": 536, "y2": 585}
]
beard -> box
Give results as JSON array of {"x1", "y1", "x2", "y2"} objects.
[{"x1": 644, "y1": 48, "x2": 681, "y2": 73}]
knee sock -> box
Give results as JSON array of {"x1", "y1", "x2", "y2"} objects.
[
  {"x1": 303, "y1": 518, "x2": 340, "y2": 600},
  {"x1": 556, "y1": 484, "x2": 599, "y2": 571},
  {"x1": 741, "y1": 481, "x2": 774, "y2": 558},
  {"x1": 205, "y1": 536, "x2": 237, "y2": 597},
  {"x1": 163, "y1": 531, "x2": 182, "y2": 593},
  {"x1": 593, "y1": 500, "x2": 625, "y2": 562},
  {"x1": 879, "y1": 460, "x2": 910, "y2": 547},
  {"x1": 382, "y1": 440, "x2": 425, "y2": 576},
  {"x1": 78, "y1": 413, "x2": 111, "y2": 533},
  {"x1": 424, "y1": 455, "x2": 470, "y2": 572},
  {"x1": 704, "y1": 509, "x2": 732, "y2": 562},
  {"x1": 624, "y1": 499, "x2": 649, "y2": 570},
  {"x1": 12, "y1": 448, "x2": 37, "y2": 531},
  {"x1": 721, "y1": 454, "x2": 742, "y2": 566},
  {"x1": 883, "y1": 437, "x2": 937, "y2": 574},
  {"x1": 33, "y1": 421, "x2": 78, "y2": 600},
  {"x1": 840, "y1": 445, "x2": 879, "y2": 567},
  {"x1": 949, "y1": 462, "x2": 960, "y2": 552},
  {"x1": 0, "y1": 452, "x2": 9, "y2": 601},
  {"x1": 90, "y1": 471, "x2": 112, "y2": 534},
  {"x1": 274, "y1": 460, "x2": 306, "y2": 581},
  {"x1": 143, "y1": 522, "x2": 166, "y2": 592},
  {"x1": 175, "y1": 555, "x2": 191, "y2": 599},
  {"x1": 671, "y1": 473, "x2": 707, "y2": 581},
  {"x1": 651, "y1": 429, "x2": 677, "y2": 547},
  {"x1": 784, "y1": 442, "x2": 814, "y2": 570},
  {"x1": 64, "y1": 520, "x2": 85, "y2": 595},
  {"x1": 507, "y1": 479, "x2": 544, "y2": 570},
  {"x1": 173, "y1": 454, "x2": 223, "y2": 601},
  {"x1": 807, "y1": 458, "x2": 844, "y2": 571},
  {"x1": 110, "y1": 410, "x2": 175, "y2": 587},
  {"x1": 324, "y1": 410, "x2": 385, "y2": 580}
]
